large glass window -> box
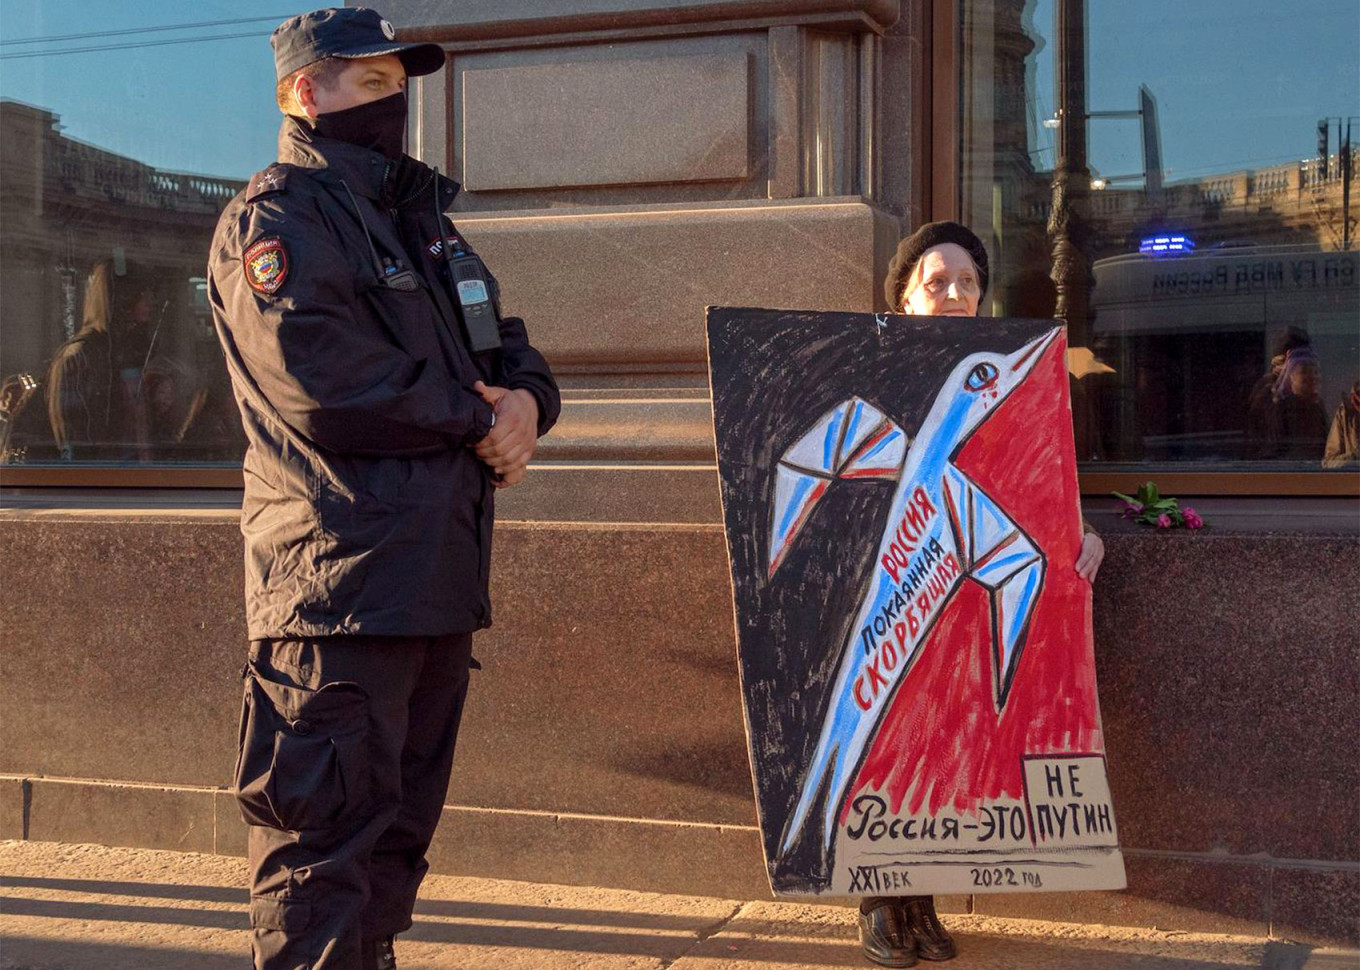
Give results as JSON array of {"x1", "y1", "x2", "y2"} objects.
[
  {"x1": 959, "y1": 0, "x2": 1359, "y2": 475},
  {"x1": 0, "y1": 2, "x2": 287, "y2": 469}
]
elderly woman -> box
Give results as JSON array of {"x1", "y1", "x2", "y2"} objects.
[{"x1": 854, "y1": 222, "x2": 1105, "y2": 967}]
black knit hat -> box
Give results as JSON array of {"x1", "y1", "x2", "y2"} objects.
[{"x1": 884, "y1": 221, "x2": 989, "y2": 310}]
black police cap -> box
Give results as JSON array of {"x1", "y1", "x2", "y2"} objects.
[
  {"x1": 884, "y1": 221, "x2": 990, "y2": 310},
  {"x1": 272, "y1": 7, "x2": 444, "y2": 82}
]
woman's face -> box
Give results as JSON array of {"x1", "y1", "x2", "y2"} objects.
[
  {"x1": 1289, "y1": 362, "x2": 1320, "y2": 401},
  {"x1": 129, "y1": 290, "x2": 154, "y2": 325},
  {"x1": 902, "y1": 243, "x2": 981, "y2": 317}
]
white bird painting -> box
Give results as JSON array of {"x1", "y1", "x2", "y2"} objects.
[{"x1": 766, "y1": 327, "x2": 1061, "y2": 863}]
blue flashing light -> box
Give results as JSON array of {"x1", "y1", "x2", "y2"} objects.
[{"x1": 1139, "y1": 233, "x2": 1195, "y2": 255}]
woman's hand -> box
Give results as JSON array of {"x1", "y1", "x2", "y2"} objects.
[{"x1": 1075, "y1": 531, "x2": 1104, "y2": 584}]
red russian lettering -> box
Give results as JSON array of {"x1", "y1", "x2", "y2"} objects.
[
  {"x1": 865, "y1": 656, "x2": 888, "y2": 696},
  {"x1": 913, "y1": 486, "x2": 937, "y2": 519},
  {"x1": 854, "y1": 676, "x2": 872, "y2": 711}
]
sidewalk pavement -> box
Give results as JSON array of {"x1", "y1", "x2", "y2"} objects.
[{"x1": 1, "y1": 841, "x2": 1355, "y2": 970}]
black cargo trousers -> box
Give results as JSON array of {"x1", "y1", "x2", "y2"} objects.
[{"x1": 234, "y1": 632, "x2": 475, "y2": 970}]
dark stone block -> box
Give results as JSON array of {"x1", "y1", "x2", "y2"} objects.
[
  {"x1": 1095, "y1": 532, "x2": 1360, "y2": 863},
  {"x1": 1271, "y1": 866, "x2": 1360, "y2": 946},
  {"x1": 27, "y1": 779, "x2": 215, "y2": 854},
  {"x1": 0, "y1": 517, "x2": 756, "y2": 826},
  {"x1": 974, "y1": 853, "x2": 1270, "y2": 937},
  {"x1": 0, "y1": 776, "x2": 27, "y2": 839},
  {"x1": 0, "y1": 516, "x2": 246, "y2": 788},
  {"x1": 457, "y1": 523, "x2": 757, "y2": 826}
]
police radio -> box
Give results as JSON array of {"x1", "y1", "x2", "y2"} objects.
[{"x1": 448, "y1": 252, "x2": 502, "y2": 353}]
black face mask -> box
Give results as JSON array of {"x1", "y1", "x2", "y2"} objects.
[{"x1": 310, "y1": 91, "x2": 407, "y2": 160}]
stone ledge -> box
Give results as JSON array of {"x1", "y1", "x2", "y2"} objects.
[
  {"x1": 24, "y1": 777, "x2": 216, "y2": 856},
  {"x1": 536, "y1": 397, "x2": 717, "y2": 462},
  {"x1": 390, "y1": 0, "x2": 901, "y2": 40}
]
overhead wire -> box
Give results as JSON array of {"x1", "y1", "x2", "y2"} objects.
[
  {"x1": 0, "y1": 31, "x2": 269, "y2": 60},
  {"x1": 0, "y1": 15, "x2": 288, "y2": 46}
]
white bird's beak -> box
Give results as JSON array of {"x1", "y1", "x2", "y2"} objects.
[{"x1": 1004, "y1": 327, "x2": 1062, "y2": 382}]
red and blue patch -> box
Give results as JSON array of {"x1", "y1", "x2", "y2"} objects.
[{"x1": 243, "y1": 237, "x2": 288, "y2": 295}]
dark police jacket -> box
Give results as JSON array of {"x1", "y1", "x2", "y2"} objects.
[{"x1": 208, "y1": 118, "x2": 559, "y2": 640}]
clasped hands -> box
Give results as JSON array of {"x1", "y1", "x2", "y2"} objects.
[{"x1": 472, "y1": 381, "x2": 539, "y2": 488}]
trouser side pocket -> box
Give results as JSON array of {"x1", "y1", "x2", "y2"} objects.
[{"x1": 234, "y1": 660, "x2": 370, "y2": 832}]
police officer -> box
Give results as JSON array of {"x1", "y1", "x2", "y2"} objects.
[{"x1": 207, "y1": 8, "x2": 559, "y2": 969}]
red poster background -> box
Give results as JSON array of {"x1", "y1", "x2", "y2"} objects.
[{"x1": 849, "y1": 339, "x2": 1104, "y2": 817}]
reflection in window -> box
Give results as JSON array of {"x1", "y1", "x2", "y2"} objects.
[
  {"x1": 960, "y1": 0, "x2": 1359, "y2": 471},
  {"x1": 0, "y1": 102, "x2": 248, "y2": 465},
  {"x1": 0, "y1": 4, "x2": 282, "y2": 467}
]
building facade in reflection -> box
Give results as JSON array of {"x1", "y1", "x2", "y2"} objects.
[
  {"x1": 965, "y1": 0, "x2": 1358, "y2": 466},
  {"x1": 0, "y1": 100, "x2": 246, "y2": 463}
]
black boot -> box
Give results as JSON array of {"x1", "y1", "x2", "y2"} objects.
[
  {"x1": 362, "y1": 935, "x2": 397, "y2": 970},
  {"x1": 900, "y1": 896, "x2": 956, "y2": 961},
  {"x1": 857, "y1": 896, "x2": 918, "y2": 967}
]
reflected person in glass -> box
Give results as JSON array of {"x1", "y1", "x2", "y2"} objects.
[
  {"x1": 44, "y1": 259, "x2": 167, "y2": 461},
  {"x1": 1269, "y1": 347, "x2": 1329, "y2": 461},
  {"x1": 1322, "y1": 381, "x2": 1360, "y2": 469},
  {"x1": 844, "y1": 222, "x2": 1105, "y2": 968}
]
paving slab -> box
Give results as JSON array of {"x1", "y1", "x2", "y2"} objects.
[{"x1": 1, "y1": 841, "x2": 1349, "y2": 970}]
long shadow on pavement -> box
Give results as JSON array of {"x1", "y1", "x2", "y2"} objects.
[{"x1": 5, "y1": 875, "x2": 735, "y2": 932}]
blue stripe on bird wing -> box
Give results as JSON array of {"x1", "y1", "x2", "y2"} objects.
[
  {"x1": 1006, "y1": 564, "x2": 1041, "y2": 648},
  {"x1": 858, "y1": 427, "x2": 901, "y2": 463},
  {"x1": 824, "y1": 406, "x2": 845, "y2": 471},
  {"x1": 840, "y1": 400, "x2": 865, "y2": 465},
  {"x1": 776, "y1": 473, "x2": 816, "y2": 545},
  {"x1": 974, "y1": 550, "x2": 1033, "y2": 583}
]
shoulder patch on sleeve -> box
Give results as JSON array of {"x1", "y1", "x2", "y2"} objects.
[
  {"x1": 243, "y1": 237, "x2": 289, "y2": 295},
  {"x1": 245, "y1": 164, "x2": 290, "y2": 203}
]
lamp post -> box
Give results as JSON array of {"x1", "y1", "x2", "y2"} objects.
[{"x1": 1048, "y1": 0, "x2": 1092, "y2": 347}]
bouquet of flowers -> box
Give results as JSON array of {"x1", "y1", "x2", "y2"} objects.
[{"x1": 1112, "y1": 481, "x2": 1205, "y2": 530}]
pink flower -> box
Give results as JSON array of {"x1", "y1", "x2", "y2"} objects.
[
  {"x1": 1156, "y1": 513, "x2": 1171, "y2": 529},
  {"x1": 1183, "y1": 507, "x2": 1204, "y2": 530},
  {"x1": 1120, "y1": 500, "x2": 1142, "y2": 519}
]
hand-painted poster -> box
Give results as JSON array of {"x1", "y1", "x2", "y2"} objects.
[{"x1": 706, "y1": 307, "x2": 1125, "y2": 898}]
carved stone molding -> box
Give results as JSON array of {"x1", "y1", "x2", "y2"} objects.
[{"x1": 387, "y1": 0, "x2": 901, "y2": 41}]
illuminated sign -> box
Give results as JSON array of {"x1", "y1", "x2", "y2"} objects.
[{"x1": 1139, "y1": 234, "x2": 1195, "y2": 255}]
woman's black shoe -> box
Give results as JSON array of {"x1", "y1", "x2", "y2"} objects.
[
  {"x1": 900, "y1": 896, "x2": 956, "y2": 961},
  {"x1": 858, "y1": 897, "x2": 918, "y2": 967}
]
